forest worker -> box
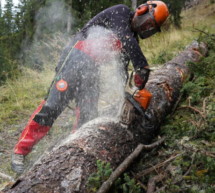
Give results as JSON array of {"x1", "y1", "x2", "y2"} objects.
[{"x1": 11, "y1": 1, "x2": 169, "y2": 173}]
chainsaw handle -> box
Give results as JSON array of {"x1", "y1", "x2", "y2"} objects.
[{"x1": 128, "y1": 71, "x2": 134, "y2": 89}]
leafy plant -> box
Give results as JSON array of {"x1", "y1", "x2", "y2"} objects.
[
  {"x1": 87, "y1": 160, "x2": 141, "y2": 193},
  {"x1": 87, "y1": 160, "x2": 113, "y2": 193},
  {"x1": 117, "y1": 173, "x2": 142, "y2": 193}
]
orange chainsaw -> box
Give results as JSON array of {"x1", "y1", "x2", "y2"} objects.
[{"x1": 120, "y1": 72, "x2": 153, "y2": 128}]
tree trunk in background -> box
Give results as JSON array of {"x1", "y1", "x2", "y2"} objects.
[
  {"x1": 131, "y1": 0, "x2": 137, "y2": 10},
  {"x1": 67, "y1": 13, "x2": 72, "y2": 34},
  {"x1": 67, "y1": 1, "x2": 72, "y2": 34},
  {"x1": 4, "y1": 41, "x2": 207, "y2": 193}
]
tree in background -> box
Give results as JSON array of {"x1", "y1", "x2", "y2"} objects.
[
  {"x1": 0, "y1": 0, "x2": 19, "y2": 84},
  {"x1": 15, "y1": 0, "x2": 46, "y2": 41},
  {"x1": 3, "y1": 0, "x2": 14, "y2": 34},
  {"x1": 161, "y1": 0, "x2": 186, "y2": 28},
  {"x1": 65, "y1": 0, "x2": 131, "y2": 30}
]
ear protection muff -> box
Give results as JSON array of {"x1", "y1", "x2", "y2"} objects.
[
  {"x1": 132, "y1": 3, "x2": 160, "y2": 39},
  {"x1": 135, "y1": 4, "x2": 149, "y2": 16}
]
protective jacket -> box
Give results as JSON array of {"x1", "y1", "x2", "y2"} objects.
[
  {"x1": 14, "y1": 4, "x2": 149, "y2": 156},
  {"x1": 56, "y1": 4, "x2": 148, "y2": 72}
]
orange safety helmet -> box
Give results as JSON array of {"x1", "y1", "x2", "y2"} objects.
[{"x1": 132, "y1": 1, "x2": 169, "y2": 39}]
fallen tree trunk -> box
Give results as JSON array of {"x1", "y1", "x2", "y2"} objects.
[{"x1": 5, "y1": 41, "x2": 207, "y2": 193}]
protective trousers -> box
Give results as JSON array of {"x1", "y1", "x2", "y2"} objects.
[{"x1": 14, "y1": 47, "x2": 99, "y2": 156}]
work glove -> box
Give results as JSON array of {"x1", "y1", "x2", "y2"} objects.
[
  {"x1": 134, "y1": 67, "x2": 150, "y2": 89},
  {"x1": 11, "y1": 153, "x2": 25, "y2": 174}
]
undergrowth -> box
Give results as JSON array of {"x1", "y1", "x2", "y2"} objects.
[
  {"x1": 155, "y1": 34, "x2": 215, "y2": 192},
  {"x1": 87, "y1": 160, "x2": 141, "y2": 193}
]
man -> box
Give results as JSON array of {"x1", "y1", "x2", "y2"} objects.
[{"x1": 11, "y1": 1, "x2": 169, "y2": 173}]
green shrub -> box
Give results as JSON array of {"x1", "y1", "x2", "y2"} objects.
[{"x1": 87, "y1": 160, "x2": 141, "y2": 193}]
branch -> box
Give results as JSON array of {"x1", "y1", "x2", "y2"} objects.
[
  {"x1": 0, "y1": 172, "x2": 15, "y2": 182},
  {"x1": 146, "y1": 152, "x2": 193, "y2": 193},
  {"x1": 96, "y1": 137, "x2": 166, "y2": 193},
  {"x1": 170, "y1": 93, "x2": 183, "y2": 117},
  {"x1": 135, "y1": 153, "x2": 181, "y2": 179},
  {"x1": 141, "y1": 137, "x2": 166, "y2": 150},
  {"x1": 182, "y1": 144, "x2": 215, "y2": 159},
  {"x1": 147, "y1": 173, "x2": 167, "y2": 193},
  {"x1": 177, "y1": 105, "x2": 206, "y2": 119},
  {"x1": 192, "y1": 28, "x2": 215, "y2": 40}
]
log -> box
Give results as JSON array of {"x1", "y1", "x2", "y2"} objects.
[{"x1": 5, "y1": 41, "x2": 207, "y2": 193}]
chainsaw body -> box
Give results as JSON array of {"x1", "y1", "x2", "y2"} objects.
[{"x1": 120, "y1": 87, "x2": 152, "y2": 127}]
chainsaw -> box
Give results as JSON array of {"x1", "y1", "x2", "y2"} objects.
[{"x1": 120, "y1": 72, "x2": 153, "y2": 129}]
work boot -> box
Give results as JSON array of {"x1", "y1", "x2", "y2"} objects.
[{"x1": 11, "y1": 153, "x2": 25, "y2": 174}]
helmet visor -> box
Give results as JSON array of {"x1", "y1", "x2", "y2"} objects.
[{"x1": 135, "y1": 12, "x2": 160, "y2": 39}]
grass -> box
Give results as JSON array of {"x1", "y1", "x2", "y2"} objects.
[
  {"x1": 0, "y1": 67, "x2": 54, "y2": 130},
  {"x1": 141, "y1": 29, "x2": 193, "y2": 64}
]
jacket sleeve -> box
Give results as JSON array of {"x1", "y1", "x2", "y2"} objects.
[
  {"x1": 122, "y1": 34, "x2": 149, "y2": 70},
  {"x1": 81, "y1": 4, "x2": 149, "y2": 70}
]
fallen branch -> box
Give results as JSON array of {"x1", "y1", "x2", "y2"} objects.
[
  {"x1": 177, "y1": 105, "x2": 206, "y2": 119},
  {"x1": 202, "y1": 98, "x2": 207, "y2": 114},
  {"x1": 170, "y1": 93, "x2": 183, "y2": 117},
  {"x1": 131, "y1": 171, "x2": 147, "y2": 191},
  {"x1": 147, "y1": 173, "x2": 167, "y2": 193},
  {"x1": 192, "y1": 28, "x2": 215, "y2": 40},
  {"x1": 139, "y1": 137, "x2": 166, "y2": 150},
  {"x1": 135, "y1": 153, "x2": 181, "y2": 179},
  {"x1": 182, "y1": 144, "x2": 215, "y2": 159},
  {"x1": 203, "y1": 151, "x2": 215, "y2": 158},
  {"x1": 146, "y1": 153, "x2": 195, "y2": 193},
  {"x1": 96, "y1": 137, "x2": 166, "y2": 193},
  {"x1": 182, "y1": 152, "x2": 196, "y2": 178},
  {"x1": 0, "y1": 172, "x2": 15, "y2": 182},
  {"x1": 136, "y1": 179, "x2": 148, "y2": 191}
]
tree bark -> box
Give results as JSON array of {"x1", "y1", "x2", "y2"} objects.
[
  {"x1": 5, "y1": 41, "x2": 207, "y2": 193},
  {"x1": 66, "y1": 1, "x2": 72, "y2": 34}
]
